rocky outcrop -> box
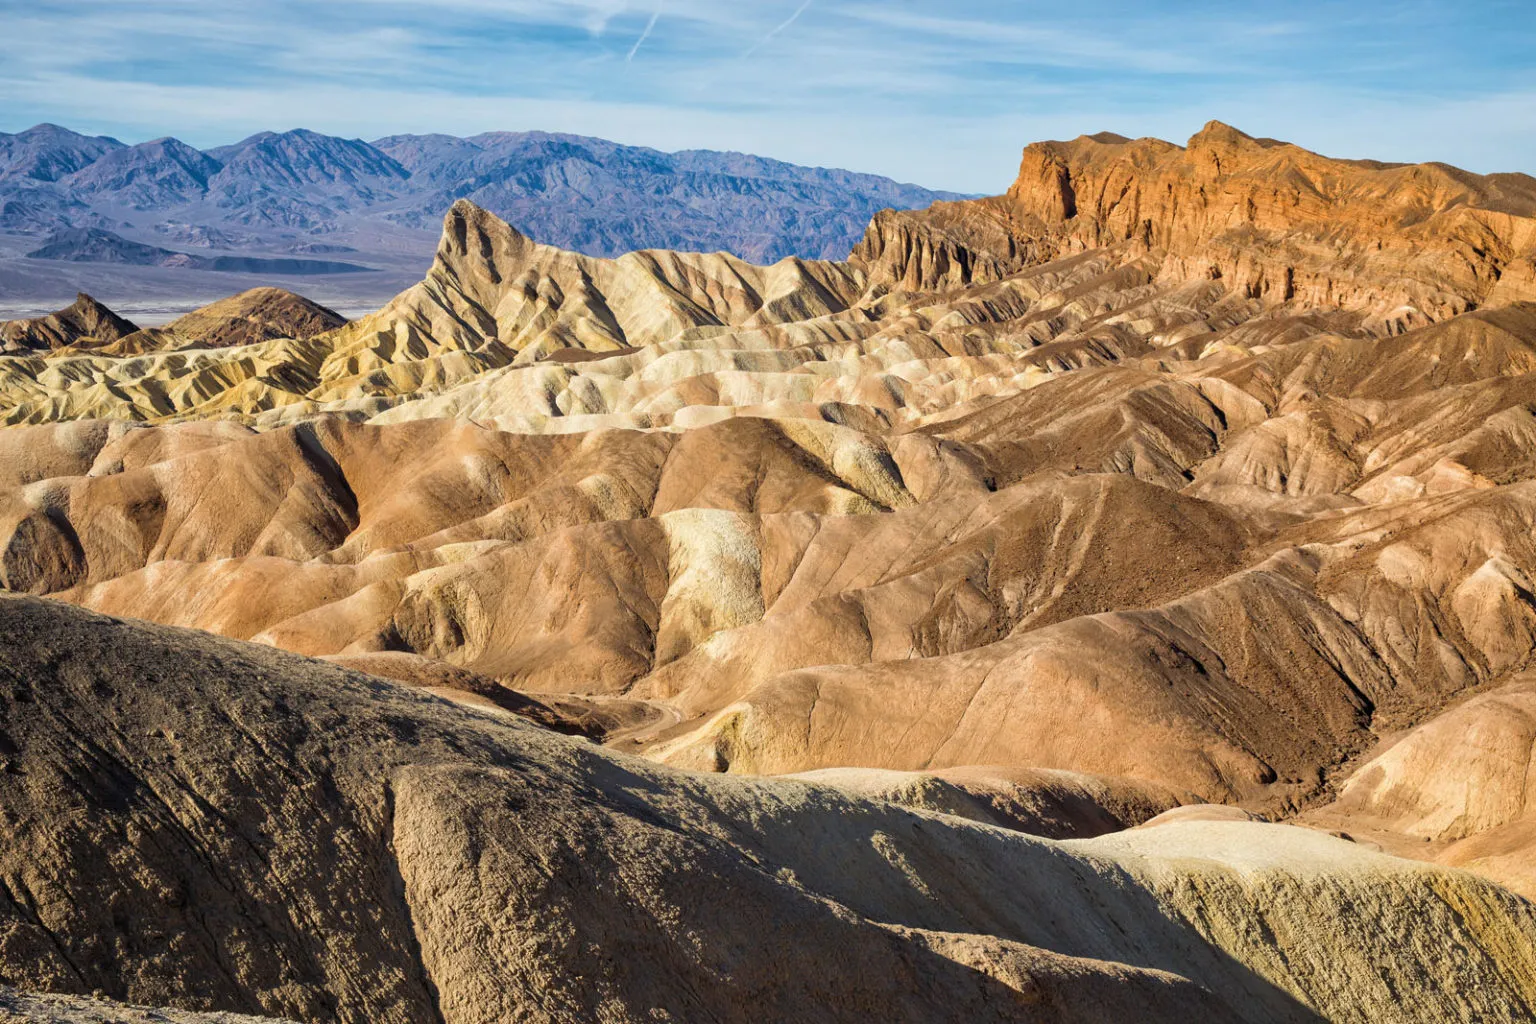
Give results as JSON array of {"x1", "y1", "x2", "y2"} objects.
[
  {"x1": 848, "y1": 198, "x2": 1032, "y2": 293},
  {"x1": 848, "y1": 121, "x2": 1536, "y2": 330},
  {"x1": 353, "y1": 198, "x2": 866, "y2": 356},
  {"x1": 995, "y1": 121, "x2": 1536, "y2": 328}
]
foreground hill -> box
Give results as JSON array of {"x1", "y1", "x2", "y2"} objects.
[{"x1": 0, "y1": 595, "x2": 1532, "y2": 1022}]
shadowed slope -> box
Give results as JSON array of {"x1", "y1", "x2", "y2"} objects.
[{"x1": 3, "y1": 596, "x2": 1536, "y2": 1022}]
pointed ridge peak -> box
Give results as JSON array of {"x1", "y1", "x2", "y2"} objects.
[
  {"x1": 71, "y1": 292, "x2": 137, "y2": 327},
  {"x1": 439, "y1": 199, "x2": 533, "y2": 267},
  {"x1": 229, "y1": 130, "x2": 278, "y2": 147},
  {"x1": 0, "y1": 291, "x2": 138, "y2": 351},
  {"x1": 61, "y1": 293, "x2": 133, "y2": 327},
  {"x1": 444, "y1": 198, "x2": 526, "y2": 236}
]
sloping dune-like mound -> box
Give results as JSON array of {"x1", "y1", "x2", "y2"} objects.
[
  {"x1": 5, "y1": 123, "x2": 1536, "y2": 1018},
  {"x1": 1, "y1": 596, "x2": 1534, "y2": 1023}
]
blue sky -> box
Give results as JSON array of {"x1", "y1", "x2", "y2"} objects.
[{"x1": 1, "y1": 0, "x2": 1533, "y2": 193}]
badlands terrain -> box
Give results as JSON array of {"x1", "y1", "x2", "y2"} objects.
[{"x1": 2, "y1": 120, "x2": 1536, "y2": 1020}]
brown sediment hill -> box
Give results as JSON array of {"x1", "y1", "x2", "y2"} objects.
[
  {"x1": 160, "y1": 286, "x2": 345, "y2": 347},
  {"x1": 110, "y1": 287, "x2": 347, "y2": 353},
  {"x1": 1304, "y1": 670, "x2": 1536, "y2": 899},
  {"x1": 2, "y1": 595, "x2": 1535, "y2": 1023},
  {"x1": 0, "y1": 293, "x2": 137, "y2": 352}
]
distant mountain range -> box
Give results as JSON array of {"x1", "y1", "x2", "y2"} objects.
[{"x1": 0, "y1": 123, "x2": 969, "y2": 268}]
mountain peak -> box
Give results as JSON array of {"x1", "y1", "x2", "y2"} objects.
[
  {"x1": 438, "y1": 198, "x2": 534, "y2": 268},
  {"x1": 205, "y1": 128, "x2": 409, "y2": 196},
  {"x1": 139, "y1": 287, "x2": 347, "y2": 350},
  {"x1": 0, "y1": 124, "x2": 125, "y2": 183},
  {"x1": 62, "y1": 136, "x2": 224, "y2": 206},
  {"x1": 4, "y1": 123, "x2": 968, "y2": 264},
  {"x1": 13, "y1": 123, "x2": 124, "y2": 147}
]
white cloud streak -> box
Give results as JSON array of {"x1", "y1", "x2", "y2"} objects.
[
  {"x1": 626, "y1": 3, "x2": 663, "y2": 62},
  {"x1": 743, "y1": 0, "x2": 813, "y2": 59}
]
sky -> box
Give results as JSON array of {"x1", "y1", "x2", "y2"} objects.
[{"x1": 0, "y1": 0, "x2": 1533, "y2": 194}]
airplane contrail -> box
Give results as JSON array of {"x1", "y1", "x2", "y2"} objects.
[
  {"x1": 627, "y1": 3, "x2": 663, "y2": 62},
  {"x1": 743, "y1": 0, "x2": 813, "y2": 58}
]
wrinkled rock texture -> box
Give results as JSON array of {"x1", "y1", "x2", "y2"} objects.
[{"x1": 117, "y1": 288, "x2": 347, "y2": 352}]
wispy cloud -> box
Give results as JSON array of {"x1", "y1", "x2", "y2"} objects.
[
  {"x1": 626, "y1": 3, "x2": 663, "y2": 63},
  {"x1": 743, "y1": 0, "x2": 812, "y2": 59}
]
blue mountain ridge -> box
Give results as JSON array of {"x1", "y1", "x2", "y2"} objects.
[{"x1": 0, "y1": 123, "x2": 971, "y2": 265}]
